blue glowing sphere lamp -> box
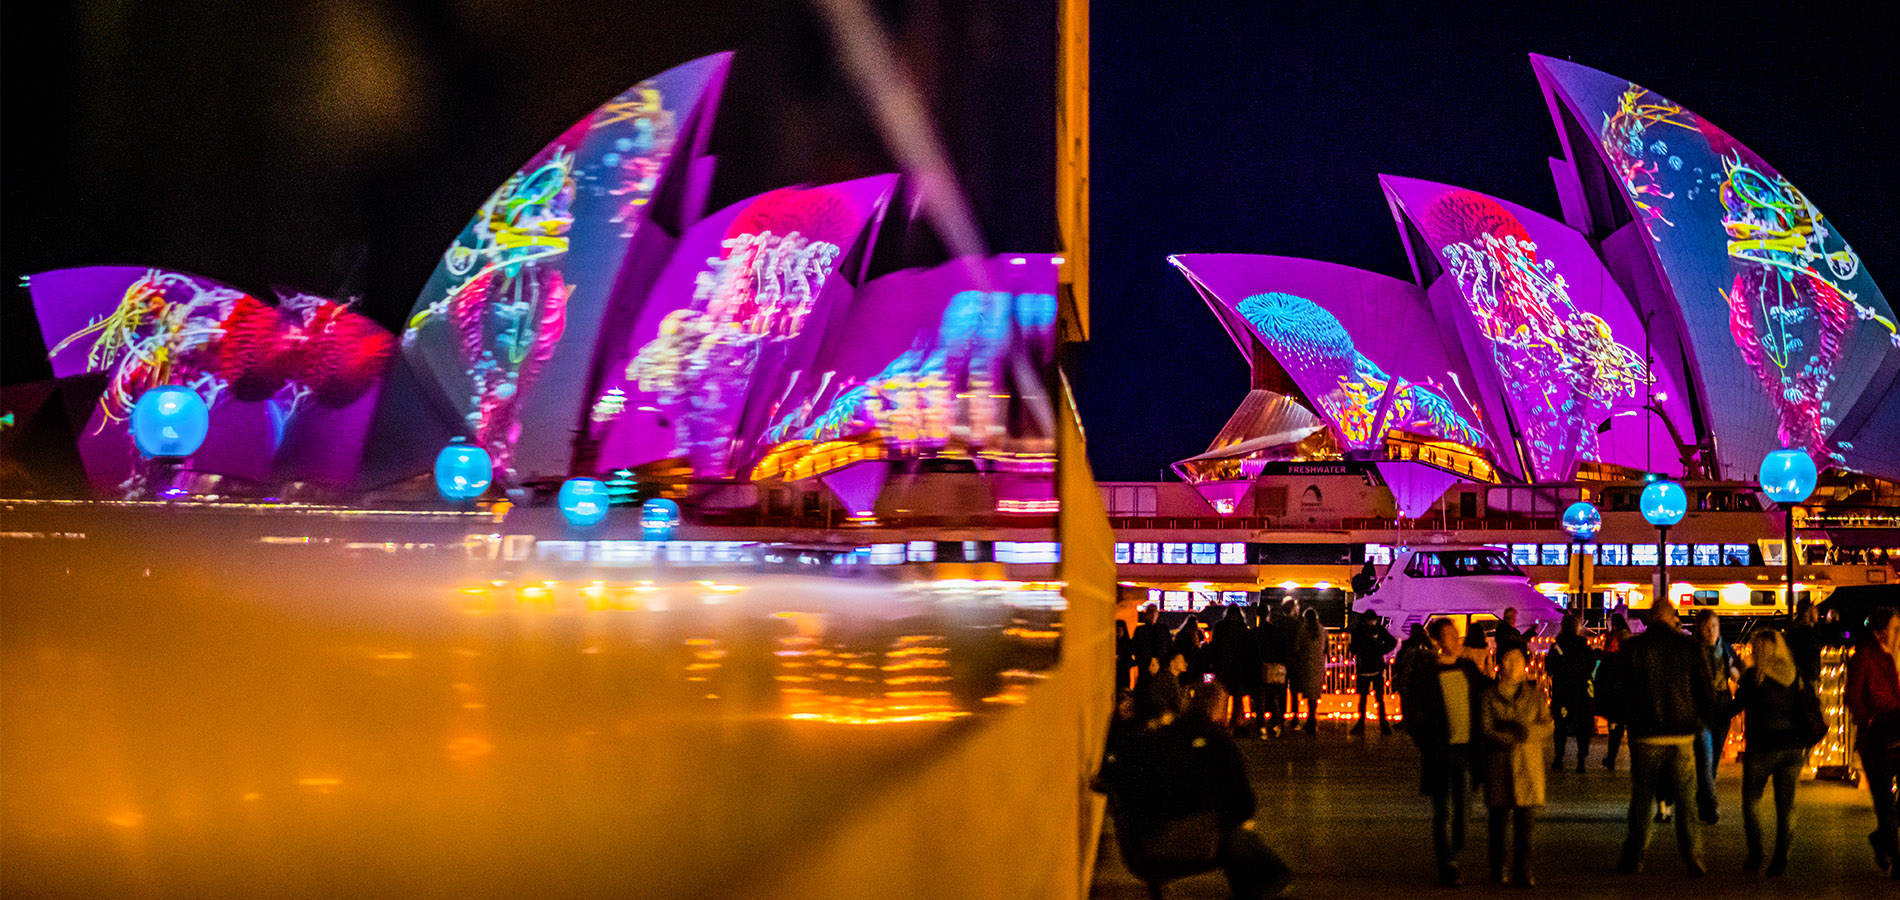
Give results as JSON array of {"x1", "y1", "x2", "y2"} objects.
[
  {"x1": 434, "y1": 438, "x2": 493, "y2": 502},
  {"x1": 129, "y1": 386, "x2": 210, "y2": 459},
  {"x1": 1761, "y1": 448, "x2": 1819, "y2": 612},
  {"x1": 1640, "y1": 479, "x2": 1687, "y2": 607},
  {"x1": 1760, "y1": 449, "x2": 1818, "y2": 505},
  {"x1": 1561, "y1": 501, "x2": 1601, "y2": 542},
  {"x1": 1639, "y1": 480, "x2": 1687, "y2": 527},
  {"x1": 640, "y1": 498, "x2": 681, "y2": 542},
  {"x1": 559, "y1": 477, "x2": 610, "y2": 528}
]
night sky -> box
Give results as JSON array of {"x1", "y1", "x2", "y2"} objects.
[{"x1": 4, "y1": 2, "x2": 1895, "y2": 484}]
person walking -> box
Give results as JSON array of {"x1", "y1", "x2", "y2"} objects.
[
  {"x1": 1131, "y1": 605, "x2": 1173, "y2": 681},
  {"x1": 1846, "y1": 606, "x2": 1900, "y2": 879},
  {"x1": 1545, "y1": 612, "x2": 1597, "y2": 773},
  {"x1": 1115, "y1": 619, "x2": 1137, "y2": 692},
  {"x1": 1481, "y1": 644, "x2": 1554, "y2": 887},
  {"x1": 1403, "y1": 617, "x2": 1492, "y2": 887},
  {"x1": 1291, "y1": 609, "x2": 1328, "y2": 735},
  {"x1": 1735, "y1": 629, "x2": 1818, "y2": 877},
  {"x1": 1392, "y1": 623, "x2": 1432, "y2": 699},
  {"x1": 1174, "y1": 613, "x2": 1207, "y2": 684},
  {"x1": 1256, "y1": 603, "x2": 1295, "y2": 737},
  {"x1": 1599, "y1": 613, "x2": 1634, "y2": 771},
  {"x1": 1615, "y1": 603, "x2": 1714, "y2": 876},
  {"x1": 1783, "y1": 600, "x2": 1823, "y2": 684},
  {"x1": 1692, "y1": 610, "x2": 1740, "y2": 824},
  {"x1": 1211, "y1": 605, "x2": 1262, "y2": 734},
  {"x1": 1349, "y1": 611, "x2": 1398, "y2": 735}
]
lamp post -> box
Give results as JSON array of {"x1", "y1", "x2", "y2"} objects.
[
  {"x1": 1562, "y1": 500, "x2": 1601, "y2": 615},
  {"x1": 434, "y1": 438, "x2": 494, "y2": 502},
  {"x1": 1640, "y1": 480, "x2": 1687, "y2": 609},
  {"x1": 1760, "y1": 449, "x2": 1819, "y2": 613},
  {"x1": 128, "y1": 386, "x2": 210, "y2": 498}
]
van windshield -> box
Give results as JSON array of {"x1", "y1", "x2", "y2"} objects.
[{"x1": 1406, "y1": 550, "x2": 1524, "y2": 578}]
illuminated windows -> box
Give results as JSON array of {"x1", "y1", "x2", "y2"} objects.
[
  {"x1": 1219, "y1": 543, "x2": 1247, "y2": 565},
  {"x1": 1190, "y1": 543, "x2": 1218, "y2": 565},
  {"x1": 1162, "y1": 543, "x2": 1189, "y2": 564},
  {"x1": 1131, "y1": 543, "x2": 1159, "y2": 564}
]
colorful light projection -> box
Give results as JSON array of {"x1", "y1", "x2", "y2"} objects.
[
  {"x1": 28, "y1": 266, "x2": 394, "y2": 492},
  {"x1": 588, "y1": 175, "x2": 898, "y2": 477},
  {"x1": 1534, "y1": 56, "x2": 1899, "y2": 474},
  {"x1": 760, "y1": 254, "x2": 1060, "y2": 456},
  {"x1": 1382, "y1": 177, "x2": 1662, "y2": 481},
  {"x1": 400, "y1": 54, "x2": 728, "y2": 483},
  {"x1": 1170, "y1": 255, "x2": 1492, "y2": 462}
]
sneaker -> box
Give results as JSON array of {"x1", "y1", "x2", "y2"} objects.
[
  {"x1": 1742, "y1": 850, "x2": 1762, "y2": 872},
  {"x1": 1350, "y1": 723, "x2": 1366, "y2": 735},
  {"x1": 1765, "y1": 853, "x2": 1787, "y2": 878}
]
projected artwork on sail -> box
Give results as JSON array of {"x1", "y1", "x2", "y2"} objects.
[
  {"x1": 399, "y1": 54, "x2": 728, "y2": 482},
  {"x1": 1535, "y1": 56, "x2": 1898, "y2": 471},
  {"x1": 27, "y1": 266, "x2": 393, "y2": 491}
]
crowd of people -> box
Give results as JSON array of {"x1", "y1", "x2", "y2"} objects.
[{"x1": 1099, "y1": 599, "x2": 1900, "y2": 895}]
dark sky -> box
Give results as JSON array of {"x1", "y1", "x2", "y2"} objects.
[
  {"x1": 4, "y1": 2, "x2": 1895, "y2": 484},
  {"x1": 1076, "y1": 2, "x2": 1900, "y2": 480}
]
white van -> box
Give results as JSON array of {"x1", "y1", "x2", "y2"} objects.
[{"x1": 1356, "y1": 545, "x2": 1566, "y2": 638}]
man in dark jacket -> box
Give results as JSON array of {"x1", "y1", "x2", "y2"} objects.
[
  {"x1": 1210, "y1": 605, "x2": 1262, "y2": 733},
  {"x1": 1783, "y1": 601, "x2": 1823, "y2": 684},
  {"x1": 1097, "y1": 682, "x2": 1294, "y2": 899},
  {"x1": 1348, "y1": 611, "x2": 1398, "y2": 735},
  {"x1": 1846, "y1": 606, "x2": 1900, "y2": 878},
  {"x1": 1545, "y1": 612, "x2": 1596, "y2": 773},
  {"x1": 1404, "y1": 617, "x2": 1492, "y2": 886},
  {"x1": 1130, "y1": 605, "x2": 1173, "y2": 678},
  {"x1": 1255, "y1": 602, "x2": 1297, "y2": 737},
  {"x1": 1616, "y1": 603, "x2": 1714, "y2": 876}
]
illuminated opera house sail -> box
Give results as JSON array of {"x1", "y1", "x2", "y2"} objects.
[{"x1": 1172, "y1": 55, "x2": 1900, "y2": 498}]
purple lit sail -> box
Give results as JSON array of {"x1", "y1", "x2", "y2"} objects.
[
  {"x1": 398, "y1": 54, "x2": 730, "y2": 485},
  {"x1": 1380, "y1": 175, "x2": 1684, "y2": 481},
  {"x1": 1534, "y1": 55, "x2": 1898, "y2": 477},
  {"x1": 1169, "y1": 255, "x2": 1493, "y2": 462},
  {"x1": 26, "y1": 266, "x2": 392, "y2": 494},
  {"x1": 587, "y1": 175, "x2": 900, "y2": 477}
]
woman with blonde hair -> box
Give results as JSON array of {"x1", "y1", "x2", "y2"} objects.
[{"x1": 1735, "y1": 628, "x2": 1818, "y2": 876}]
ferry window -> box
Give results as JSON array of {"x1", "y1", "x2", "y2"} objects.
[
  {"x1": 1190, "y1": 589, "x2": 1216, "y2": 612},
  {"x1": 1441, "y1": 551, "x2": 1524, "y2": 576},
  {"x1": 1218, "y1": 543, "x2": 1247, "y2": 565},
  {"x1": 907, "y1": 540, "x2": 936, "y2": 562},
  {"x1": 1750, "y1": 590, "x2": 1778, "y2": 606},
  {"x1": 1114, "y1": 542, "x2": 1131, "y2": 564},
  {"x1": 1598, "y1": 544, "x2": 1629, "y2": 566},
  {"x1": 1631, "y1": 544, "x2": 1659, "y2": 566},
  {"x1": 1510, "y1": 544, "x2": 1538, "y2": 566},
  {"x1": 1723, "y1": 544, "x2": 1753, "y2": 566},
  {"x1": 1691, "y1": 590, "x2": 1720, "y2": 606},
  {"x1": 1221, "y1": 591, "x2": 1252, "y2": 604},
  {"x1": 1190, "y1": 543, "x2": 1218, "y2": 565},
  {"x1": 1364, "y1": 543, "x2": 1393, "y2": 566},
  {"x1": 1162, "y1": 543, "x2": 1189, "y2": 564},
  {"x1": 1406, "y1": 553, "x2": 1447, "y2": 578},
  {"x1": 1668, "y1": 545, "x2": 1691, "y2": 567},
  {"x1": 1148, "y1": 589, "x2": 1162, "y2": 604},
  {"x1": 1131, "y1": 543, "x2": 1159, "y2": 564},
  {"x1": 1541, "y1": 544, "x2": 1569, "y2": 566},
  {"x1": 1691, "y1": 544, "x2": 1720, "y2": 566},
  {"x1": 1162, "y1": 591, "x2": 1190, "y2": 612}
]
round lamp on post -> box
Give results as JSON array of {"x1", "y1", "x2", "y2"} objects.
[
  {"x1": 1760, "y1": 448, "x2": 1819, "y2": 613},
  {"x1": 434, "y1": 438, "x2": 493, "y2": 502},
  {"x1": 1562, "y1": 500, "x2": 1601, "y2": 614},
  {"x1": 559, "y1": 477, "x2": 610, "y2": 528},
  {"x1": 640, "y1": 498, "x2": 680, "y2": 543},
  {"x1": 129, "y1": 386, "x2": 211, "y2": 498},
  {"x1": 1640, "y1": 480, "x2": 1688, "y2": 609}
]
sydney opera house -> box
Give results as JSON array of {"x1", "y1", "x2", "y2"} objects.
[
  {"x1": 1107, "y1": 56, "x2": 1899, "y2": 627},
  {"x1": 3, "y1": 34, "x2": 1899, "y2": 898}
]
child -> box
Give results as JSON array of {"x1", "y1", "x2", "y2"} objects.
[{"x1": 1482, "y1": 644, "x2": 1555, "y2": 887}]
